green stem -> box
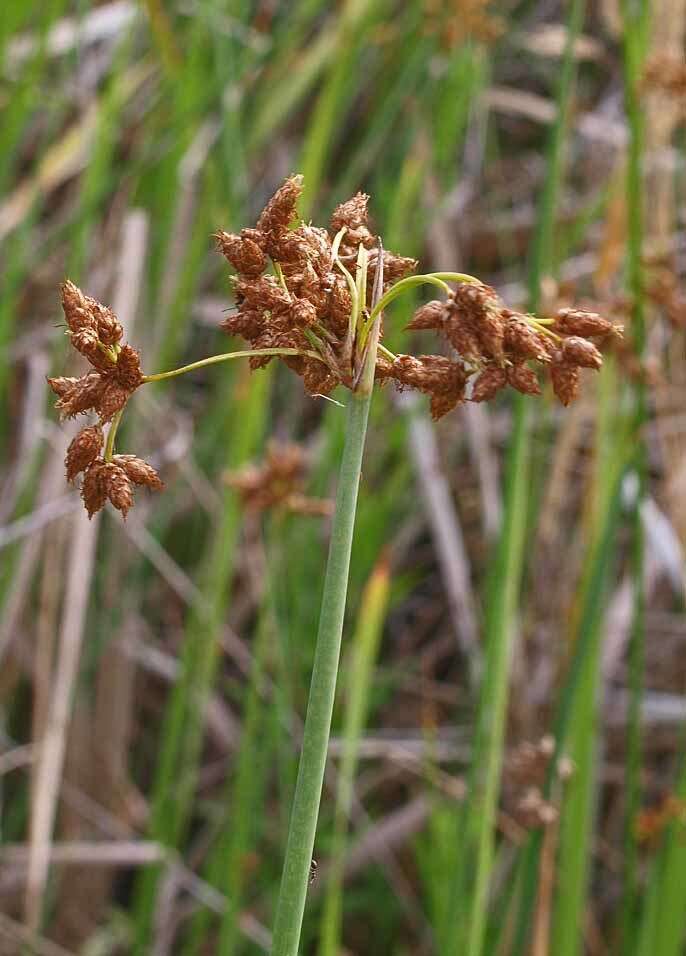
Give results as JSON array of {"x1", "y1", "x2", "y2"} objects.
[
  {"x1": 141, "y1": 347, "x2": 324, "y2": 383},
  {"x1": 104, "y1": 409, "x2": 123, "y2": 461},
  {"x1": 620, "y1": 0, "x2": 649, "y2": 946},
  {"x1": 271, "y1": 386, "x2": 373, "y2": 956},
  {"x1": 367, "y1": 271, "x2": 480, "y2": 326}
]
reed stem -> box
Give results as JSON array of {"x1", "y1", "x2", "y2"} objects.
[{"x1": 271, "y1": 385, "x2": 373, "y2": 956}]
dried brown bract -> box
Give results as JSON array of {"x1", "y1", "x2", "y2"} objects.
[
  {"x1": 226, "y1": 442, "x2": 332, "y2": 517},
  {"x1": 65, "y1": 425, "x2": 103, "y2": 482}
]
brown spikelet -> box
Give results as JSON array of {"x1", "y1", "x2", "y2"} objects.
[
  {"x1": 302, "y1": 359, "x2": 337, "y2": 396},
  {"x1": 220, "y1": 308, "x2": 265, "y2": 340},
  {"x1": 235, "y1": 276, "x2": 290, "y2": 311},
  {"x1": 61, "y1": 280, "x2": 95, "y2": 333},
  {"x1": 554, "y1": 308, "x2": 617, "y2": 339},
  {"x1": 374, "y1": 355, "x2": 395, "y2": 382},
  {"x1": 475, "y1": 309, "x2": 505, "y2": 362},
  {"x1": 95, "y1": 307, "x2": 123, "y2": 346},
  {"x1": 114, "y1": 454, "x2": 164, "y2": 491},
  {"x1": 504, "y1": 315, "x2": 549, "y2": 361},
  {"x1": 81, "y1": 459, "x2": 108, "y2": 518},
  {"x1": 215, "y1": 230, "x2": 267, "y2": 277},
  {"x1": 98, "y1": 381, "x2": 130, "y2": 423},
  {"x1": 329, "y1": 280, "x2": 352, "y2": 334},
  {"x1": 330, "y1": 193, "x2": 370, "y2": 233},
  {"x1": 290, "y1": 298, "x2": 318, "y2": 328},
  {"x1": 447, "y1": 283, "x2": 505, "y2": 360},
  {"x1": 507, "y1": 363, "x2": 541, "y2": 396},
  {"x1": 48, "y1": 376, "x2": 81, "y2": 399},
  {"x1": 444, "y1": 321, "x2": 483, "y2": 361},
  {"x1": 49, "y1": 372, "x2": 106, "y2": 419},
  {"x1": 407, "y1": 300, "x2": 446, "y2": 331},
  {"x1": 114, "y1": 344, "x2": 144, "y2": 390},
  {"x1": 65, "y1": 425, "x2": 103, "y2": 482},
  {"x1": 550, "y1": 362, "x2": 580, "y2": 406},
  {"x1": 369, "y1": 251, "x2": 417, "y2": 287},
  {"x1": 256, "y1": 174, "x2": 303, "y2": 235},
  {"x1": 70, "y1": 328, "x2": 102, "y2": 361},
  {"x1": 561, "y1": 336, "x2": 603, "y2": 370},
  {"x1": 471, "y1": 366, "x2": 507, "y2": 402},
  {"x1": 103, "y1": 462, "x2": 134, "y2": 518}
]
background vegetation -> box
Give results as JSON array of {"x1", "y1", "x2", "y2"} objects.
[{"x1": 1, "y1": 1, "x2": 685, "y2": 953}]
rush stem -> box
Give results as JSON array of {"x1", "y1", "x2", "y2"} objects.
[{"x1": 271, "y1": 385, "x2": 374, "y2": 956}]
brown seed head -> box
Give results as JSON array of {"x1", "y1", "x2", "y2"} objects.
[
  {"x1": 114, "y1": 344, "x2": 144, "y2": 390},
  {"x1": 330, "y1": 192, "x2": 370, "y2": 233},
  {"x1": 406, "y1": 300, "x2": 447, "y2": 331},
  {"x1": 507, "y1": 363, "x2": 541, "y2": 396},
  {"x1": 103, "y1": 462, "x2": 134, "y2": 518},
  {"x1": 98, "y1": 381, "x2": 130, "y2": 423},
  {"x1": 49, "y1": 372, "x2": 106, "y2": 419},
  {"x1": 550, "y1": 362, "x2": 580, "y2": 406},
  {"x1": 302, "y1": 358, "x2": 338, "y2": 396},
  {"x1": 470, "y1": 365, "x2": 507, "y2": 402},
  {"x1": 220, "y1": 308, "x2": 265, "y2": 340},
  {"x1": 65, "y1": 425, "x2": 103, "y2": 482},
  {"x1": 61, "y1": 280, "x2": 95, "y2": 333},
  {"x1": 81, "y1": 459, "x2": 108, "y2": 518},
  {"x1": 554, "y1": 308, "x2": 617, "y2": 339},
  {"x1": 329, "y1": 279, "x2": 352, "y2": 334},
  {"x1": 561, "y1": 336, "x2": 603, "y2": 370},
  {"x1": 215, "y1": 230, "x2": 267, "y2": 278},
  {"x1": 449, "y1": 283, "x2": 505, "y2": 361},
  {"x1": 235, "y1": 276, "x2": 290, "y2": 311},
  {"x1": 256, "y1": 174, "x2": 303, "y2": 235},
  {"x1": 70, "y1": 328, "x2": 102, "y2": 361},
  {"x1": 504, "y1": 315, "x2": 549, "y2": 361},
  {"x1": 91, "y1": 301, "x2": 123, "y2": 346},
  {"x1": 114, "y1": 454, "x2": 164, "y2": 491},
  {"x1": 369, "y1": 251, "x2": 417, "y2": 288},
  {"x1": 289, "y1": 298, "x2": 318, "y2": 328}
]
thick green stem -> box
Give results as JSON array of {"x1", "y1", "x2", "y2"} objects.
[{"x1": 271, "y1": 387, "x2": 373, "y2": 956}]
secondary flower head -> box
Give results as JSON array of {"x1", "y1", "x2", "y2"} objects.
[{"x1": 49, "y1": 281, "x2": 162, "y2": 518}]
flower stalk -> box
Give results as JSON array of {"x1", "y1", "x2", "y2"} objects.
[{"x1": 271, "y1": 385, "x2": 373, "y2": 956}]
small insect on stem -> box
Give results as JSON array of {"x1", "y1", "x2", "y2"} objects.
[{"x1": 309, "y1": 859, "x2": 318, "y2": 885}]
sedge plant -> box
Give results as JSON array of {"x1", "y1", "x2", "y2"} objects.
[{"x1": 48, "y1": 176, "x2": 622, "y2": 954}]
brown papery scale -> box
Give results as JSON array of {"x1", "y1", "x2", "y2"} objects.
[{"x1": 65, "y1": 425, "x2": 103, "y2": 482}]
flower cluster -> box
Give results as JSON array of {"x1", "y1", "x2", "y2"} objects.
[
  {"x1": 216, "y1": 175, "x2": 415, "y2": 395},
  {"x1": 49, "y1": 175, "x2": 621, "y2": 518},
  {"x1": 48, "y1": 281, "x2": 143, "y2": 422},
  {"x1": 225, "y1": 442, "x2": 332, "y2": 517},
  {"x1": 48, "y1": 281, "x2": 162, "y2": 518},
  {"x1": 383, "y1": 296, "x2": 619, "y2": 416},
  {"x1": 217, "y1": 177, "x2": 621, "y2": 419}
]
